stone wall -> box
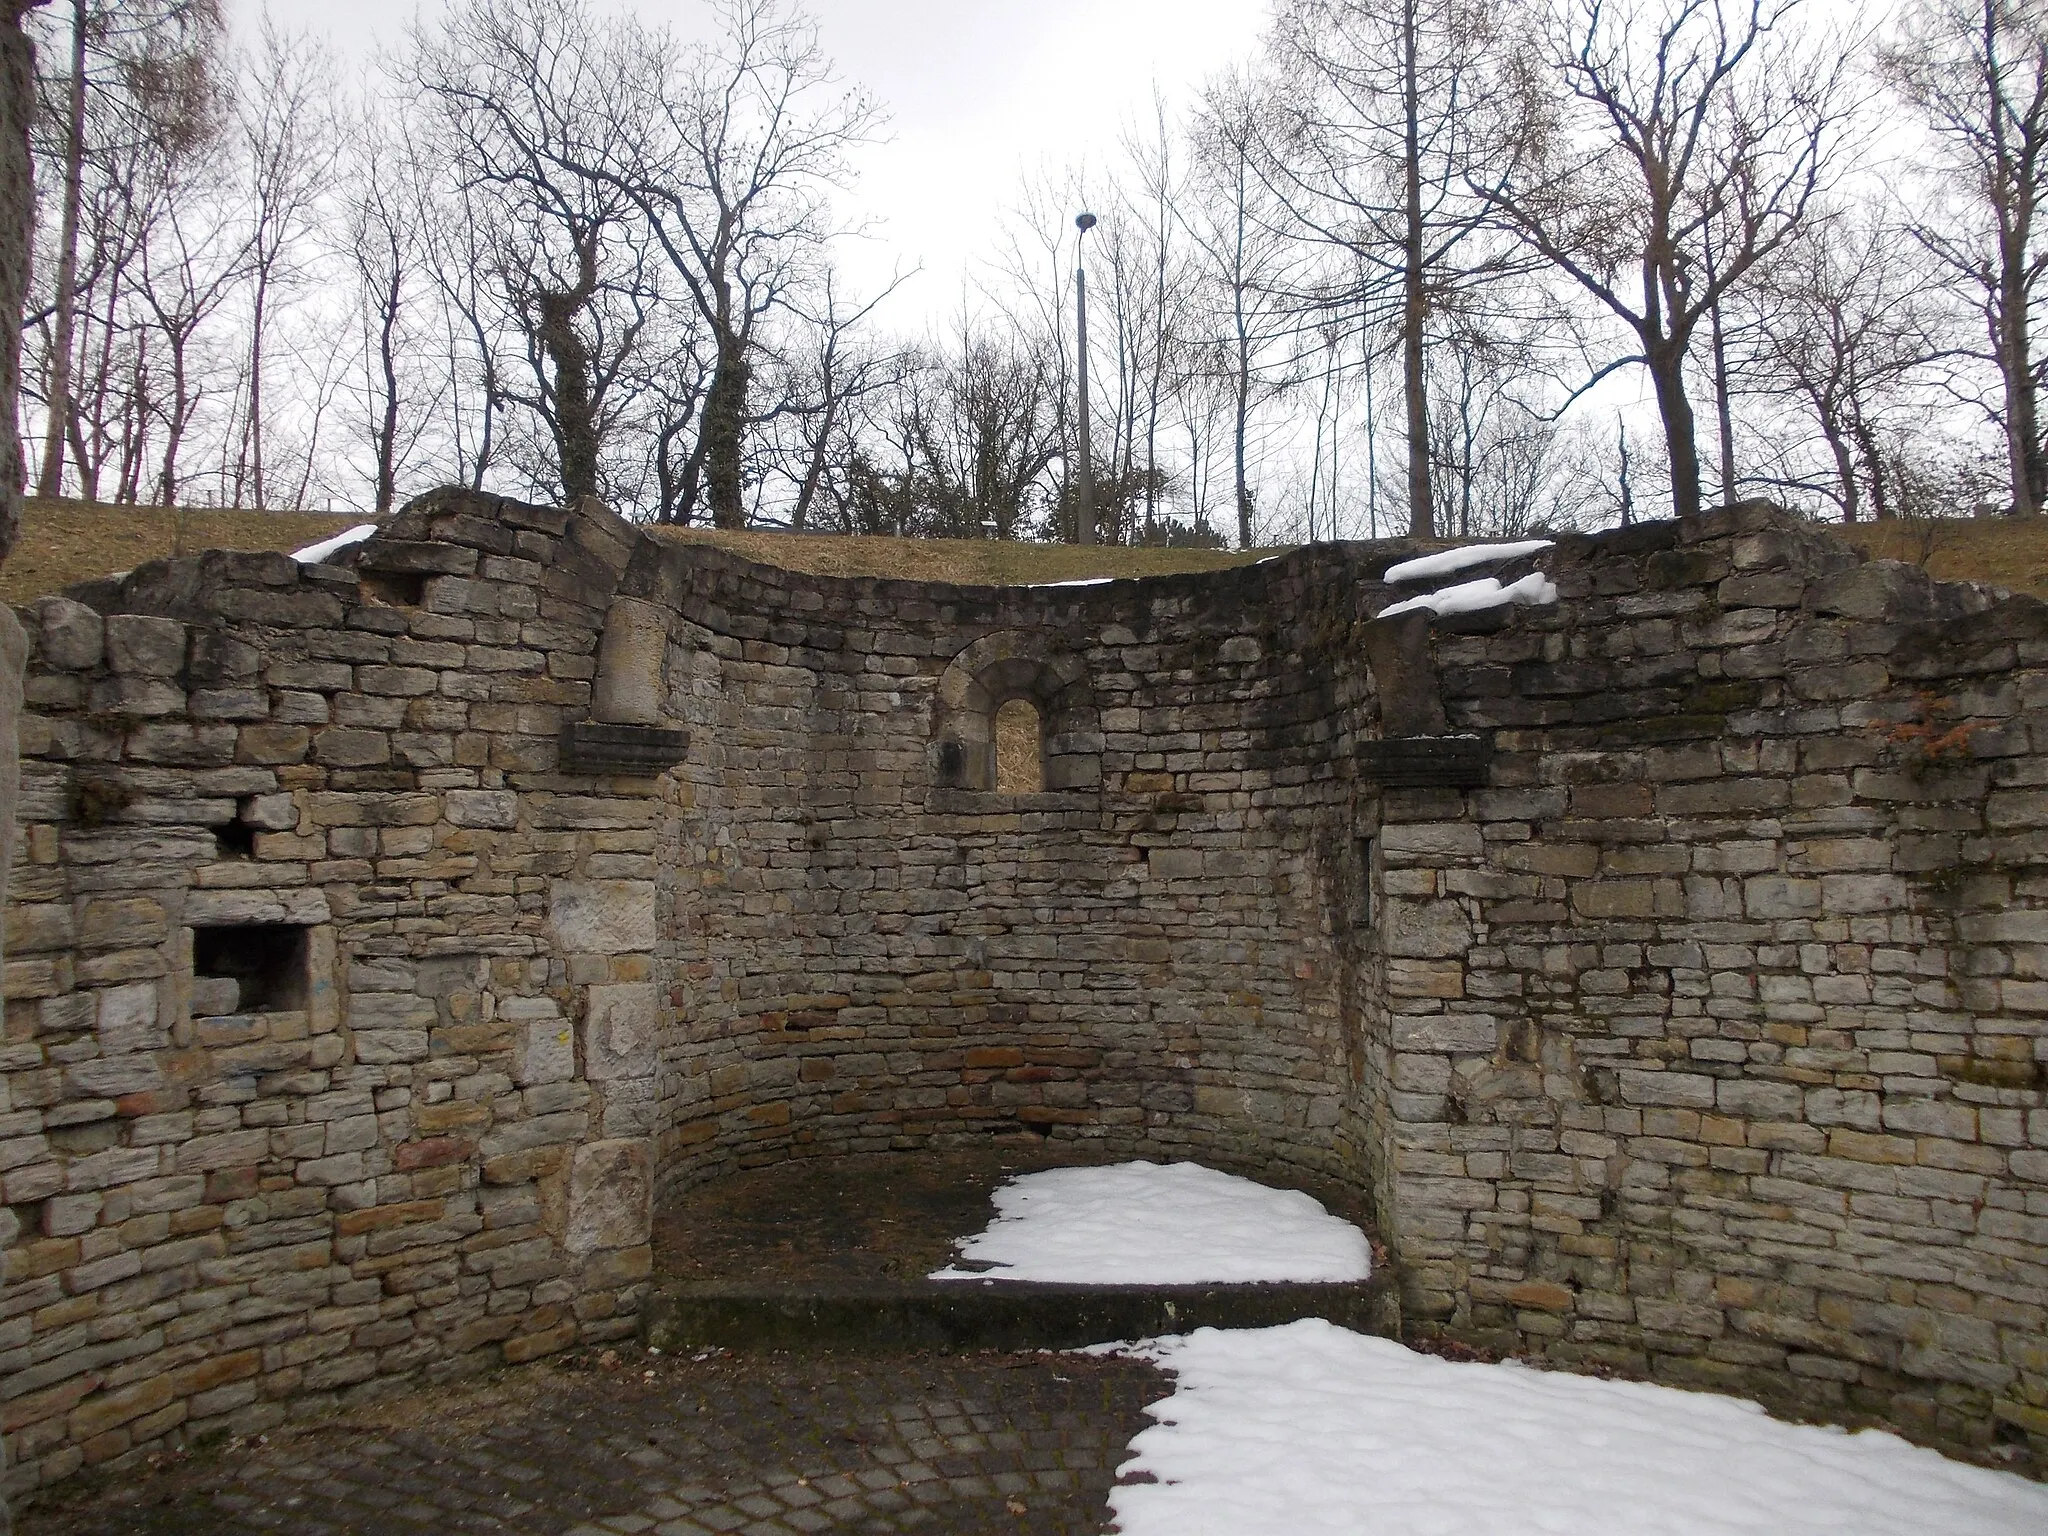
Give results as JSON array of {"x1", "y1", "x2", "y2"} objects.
[
  {"x1": 1363, "y1": 504, "x2": 2048, "y2": 1469},
  {"x1": 622, "y1": 534, "x2": 1377, "y2": 1195},
  {"x1": 1, "y1": 492, "x2": 2044, "y2": 1494},
  {"x1": 0, "y1": 497, "x2": 655, "y2": 1495}
]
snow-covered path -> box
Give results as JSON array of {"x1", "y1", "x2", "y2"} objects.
[{"x1": 1108, "y1": 1320, "x2": 2048, "y2": 1536}]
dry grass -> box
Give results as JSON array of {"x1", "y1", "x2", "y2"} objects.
[
  {"x1": 1831, "y1": 514, "x2": 2048, "y2": 600},
  {"x1": 646, "y1": 525, "x2": 1277, "y2": 586},
  {"x1": 4, "y1": 498, "x2": 369, "y2": 606}
]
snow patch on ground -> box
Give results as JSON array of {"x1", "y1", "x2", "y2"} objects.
[
  {"x1": 291, "y1": 524, "x2": 379, "y2": 564},
  {"x1": 1108, "y1": 1320, "x2": 2048, "y2": 1536},
  {"x1": 1383, "y1": 538, "x2": 1553, "y2": 584},
  {"x1": 1378, "y1": 569, "x2": 1558, "y2": 619},
  {"x1": 929, "y1": 1162, "x2": 1371, "y2": 1285}
]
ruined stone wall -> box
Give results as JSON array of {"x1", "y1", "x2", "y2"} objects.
[
  {"x1": 619, "y1": 538, "x2": 1377, "y2": 1195},
  {"x1": 3, "y1": 492, "x2": 2044, "y2": 1491},
  {"x1": 1370, "y1": 503, "x2": 2048, "y2": 1469},
  {"x1": 0, "y1": 497, "x2": 1384, "y2": 1496},
  {"x1": 0, "y1": 496, "x2": 657, "y2": 1495}
]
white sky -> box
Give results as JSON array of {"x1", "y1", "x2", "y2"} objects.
[{"x1": 244, "y1": 0, "x2": 1272, "y2": 331}]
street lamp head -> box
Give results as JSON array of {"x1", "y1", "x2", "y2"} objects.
[{"x1": 1075, "y1": 212, "x2": 1098, "y2": 233}]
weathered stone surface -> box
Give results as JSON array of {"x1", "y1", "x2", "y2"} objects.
[
  {"x1": 515, "y1": 1010, "x2": 576, "y2": 1085},
  {"x1": 566, "y1": 1137, "x2": 651, "y2": 1254},
  {"x1": 32, "y1": 596, "x2": 102, "y2": 671},
  {"x1": 591, "y1": 597, "x2": 669, "y2": 725},
  {"x1": 549, "y1": 879, "x2": 656, "y2": 953},
  {"x1": 104, "y1": 614, "x2": 185, "y2": 677},
  {"x1": 583, "y1": 983, "x2": 658, "y2": 1080}
]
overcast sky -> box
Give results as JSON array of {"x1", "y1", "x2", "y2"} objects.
[{"x1": 248, "y1": 0, "x2": 1272, "y2": 330}]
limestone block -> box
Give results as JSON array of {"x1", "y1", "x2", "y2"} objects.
[
  {"x1": 1384, "y1": 896, "x2": 1472, "y2": 959},
  {"x1": 566, "y1": 1136, "x2": 651, "y2": 1254},
  {"x1": 592, "y1": 598, "x2": 669, "y2": 726},
  {"x1": 185, "y1": 888, "x2": 331, "y2": 926},
  {"x1": 549, "y1": 879, "x2": 656, "y2": 953},
  {"x1": 190, "y1": 976, "x2": 240, "y2": 1017},
  {"x1": 517, "y1": 1012, "x2": 576, "y2": 1084},
  {"x1": 241, "y1": 793, "x2": 298, "y2": 831},
  {"x1": 97, "y1": 980, "x2": 164, "y2": 1051},
  {"x1": 583, "y1": 982, "x2": 658, "y2": 1080},
  {"x1": 446, "y1": 789, "x2": 517, "y2": 829},
  {"x1": 32, "y1": 596, "x2": 102, "y2": 671},
  {"x1": 104, "y1": 614, "x2": 186, "y2": 676}
]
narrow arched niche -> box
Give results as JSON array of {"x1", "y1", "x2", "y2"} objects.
[
  {"x1": 993, "y1": 698, "x2": 1045, "y2": 793},
  {"x1": 931, "y1": 631, "x2": 1101, "y2": 794}
]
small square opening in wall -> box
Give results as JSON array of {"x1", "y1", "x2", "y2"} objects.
[{"x1": 193, "y1": 924, "x2": 309, "y2": 1014}]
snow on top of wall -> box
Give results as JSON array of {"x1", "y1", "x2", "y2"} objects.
[
  {"x1": 1106, "y1": 1320, "x2": 2048, "y2": 1536},
  {"x1": 929, "y1": 1161, "x2": 1371, "y2": 1285},
  {"x1": 1029, "y1": 576, "x2": 1115, "y2": 588},
  {"x1": 291, "y1": 524, "x2": 380, "y2": 565},
  {"x1": 1383, "y1": 538, "x2": 1554, "y2": 585},
  {"x1": 1377, "y1": 570, "x2": 1558, "y2": 620}
]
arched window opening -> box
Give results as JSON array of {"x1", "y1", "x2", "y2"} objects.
[{"x1": 994, "y1": 698, "x2": 1045, "y2": 793}]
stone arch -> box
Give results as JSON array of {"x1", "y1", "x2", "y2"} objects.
[{"x1": 932, "y1": 630, "x2": 1101, "y2": 792}]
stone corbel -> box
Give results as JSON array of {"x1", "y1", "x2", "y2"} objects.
[
  {"x1": 1357, "y1": 609, "x2": 1491, "y2": 789},
  {"x1": 562, "y1": 597, "x2": 689, "y2": 776}
]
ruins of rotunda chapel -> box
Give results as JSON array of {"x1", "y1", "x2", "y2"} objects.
[{"x1": 1, "y1": 490, "x2": 2044, "y2": 1495}]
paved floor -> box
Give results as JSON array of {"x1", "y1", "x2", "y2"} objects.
[{"x1": 18, "y1": 1345, "x2": 1168, "y2": 1536}]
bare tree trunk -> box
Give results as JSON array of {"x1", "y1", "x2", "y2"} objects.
[
  {"x1": 2000, "y1": 247, "x2": 2043, "y2": 514},
  {"x1": 1708, "y1": 302, "x2": 1736, "y2": 504},
  {"x1": 532, "y1": 235, "x2": 601, "y2": 504},
  {"x1": 1646, "y1": 335, "x2": 1703, "y2": 520},
  {"x1": 373, "y1": 251, "x2": 403, "y2": 513},
  {"x1": 246, "y1": 273, "x2": 268, "y2": 506},
  {"x1": 702, "y1": 324, "x2": 749, "y2": 528},
  {"x1": 36, "y1": 0, "x2": 83, "y2": 497},
  {"x1": 1822, "y1": 413, "x2": 1859, "y2": 522},
  {"x1": 1400, "y1": 0, "x2": 1435, "y2": 539},
  {"x1": 0, "y1": 0, "x2": 41, "y2": 562}
]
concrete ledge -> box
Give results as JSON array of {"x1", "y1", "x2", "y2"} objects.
[{"x1": 640, "y1": 1271, "x2": 1402, "y2": 1353}]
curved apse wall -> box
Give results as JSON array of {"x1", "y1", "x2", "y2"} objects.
[{"x1": 622, "y1": 537, "x2": 1390, "y2": 1201}]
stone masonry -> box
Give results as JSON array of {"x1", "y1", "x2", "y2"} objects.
[{"x1": 0, "y1": 492, "x2": 2043, "y2": 1498}]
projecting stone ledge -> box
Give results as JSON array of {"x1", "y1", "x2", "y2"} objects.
[
  {"x1": 1356, "y1": 734, "x2": 1491, "y2": 789},
  {"x1": 559, "y1": 720, "x2": 690, "y2": 776}
]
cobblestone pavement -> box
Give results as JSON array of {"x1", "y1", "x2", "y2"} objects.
[{"x1": 17, "y1": 1346, "x2": 1169, "y2": 1536}]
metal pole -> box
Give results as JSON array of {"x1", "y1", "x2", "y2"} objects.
[{"x1": 1075, "y1": 213, "x2": 1097, "y2": 546}]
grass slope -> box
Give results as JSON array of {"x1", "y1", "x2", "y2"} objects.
[
  {"x1": 1833, "y1": 515, "x2": 2048, "y2": 600},
  {"x1": 645, "y1": 526, "x2": 1277, "y2": 585},
  {"x1": 14, "y1": 497, "x2": 2048, "y2": 609},
  {"x1": 3, "y1": 499, "x2": 368, "y2": 606}
]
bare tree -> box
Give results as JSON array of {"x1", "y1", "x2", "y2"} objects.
[
  {"x1": 580, "y1": 0, "x2": 882, "y2": 527},
  {"x1": 1485, "y1": 0, "x2": 1850, "y2": 520},
  {"x1": 407, "y1": 0, "x2": 659, "y2": 505},
  {"x1": 1264, "y1": 0, "x2": 1525, "y2": 537},
  {"x1": 30, "y1": 0, "x2": 223, "y2": 498},
  {"x1": 1887, "y1": 0, "x2": 2048, "y2": 515},
  {"x1": 231, "y1": 18, "x2": 332, "y2": 507},
  {"x1": 1188, "y1": 70, "x2": 1299, "y2": 548},
  {"x1": 1746, "y1": 210, "x2": 1947, "y2": 520},
  {"x1": 340, "y1": 112, "x2": 437, "y2": 513}
]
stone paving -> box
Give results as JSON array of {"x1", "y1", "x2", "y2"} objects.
[{"x1": 15, "y1": 1345, "x2": 1168, "y2": 1536}]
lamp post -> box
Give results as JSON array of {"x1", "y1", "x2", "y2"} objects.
[{"x1": 1074, "y1": 211, "x2": 1098, "y2": 546}]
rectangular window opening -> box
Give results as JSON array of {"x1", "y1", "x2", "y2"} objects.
[
  {"x1": 193, "y1": 923, "x2": 310, "y2": 1015},
  {"x1": 361, "y1": 570, "x2": 426, "y2": 607}
]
